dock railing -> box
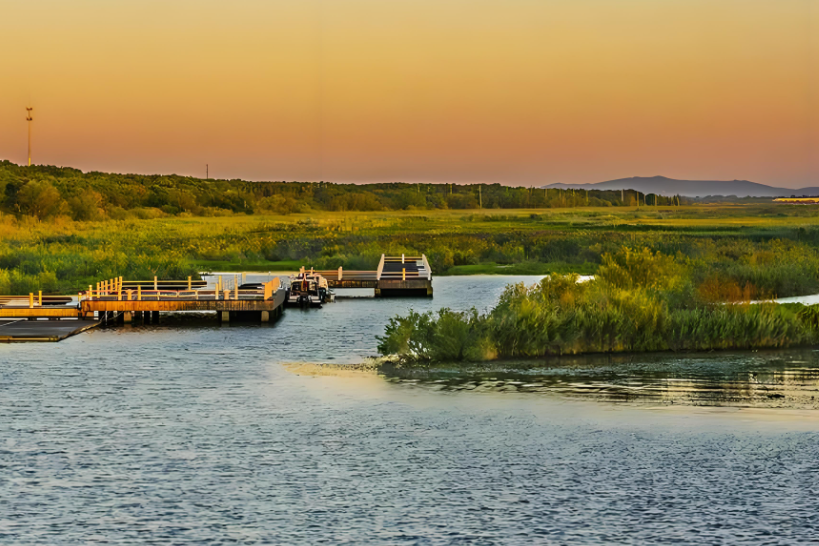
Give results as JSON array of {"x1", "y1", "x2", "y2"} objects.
[
  {"x1": 422, "y1": 254, "x2": 432, "y2": 280},
  {"x1": 376, "y1": 254, "x2": 386, "y2": 281},
  {"x1": 79, "y1": 277, "x2": 282, "y2": 303}
]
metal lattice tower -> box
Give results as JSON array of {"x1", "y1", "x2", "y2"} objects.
[{"x1": 26, "y1": 107, "x2": 33, "y2": 166}]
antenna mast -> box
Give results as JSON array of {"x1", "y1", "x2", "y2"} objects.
[{"x1": 26, "y1": 107, "x2": 33, "y2": 166}]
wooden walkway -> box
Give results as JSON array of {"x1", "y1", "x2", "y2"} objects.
[
  {"x1": 0, "y1": 253, "x2": 432, "y2": 339},
  {"x1": 81, "y1": 277, "x2": 285, "y2": 323},
  {"x1": 0, "y1": 277, "x2": 286, "y2": 324}
]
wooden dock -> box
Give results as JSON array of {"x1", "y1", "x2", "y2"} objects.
[
  {"x1": 80, "y1": 277, "x2": 286, "y2": 323},
  {"x1": 0, "y1": 253, "x2": 431, "y2": 340},
  {"x1": 0, "y1": 276, "x2": 286, "y2": 325},
  {"x1": 313, "y1": 254, "x2": 433, "y2": 297}
]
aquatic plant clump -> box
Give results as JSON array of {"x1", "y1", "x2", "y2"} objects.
[{"x1": 377, "y1": 248, "x2": 819, "y2": 362}]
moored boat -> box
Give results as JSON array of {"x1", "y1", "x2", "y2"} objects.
[{"x1": 286, "y1": 268, "x2": 329, "y2": 308}]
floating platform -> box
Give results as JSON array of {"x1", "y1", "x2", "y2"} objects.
[
  {"x1": 0, "y1": 277, "x2": 287, "y2": 333},
  {"x1": 313, "y1": 254, "x2": 433, "y2": 297},
  {"x1": 0, "y1": 254, "x2": 430, "y2": 342},
  {"x1": 80, "y1": 278, "x2": 286, "y2": 323},
  {"x1": 0, "y1": 319, "x2": 100, "y2": 343}
]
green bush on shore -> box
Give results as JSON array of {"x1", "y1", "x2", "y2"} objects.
[{"x1": 377, "y1": 248, "x2": 819, "y2": 362}]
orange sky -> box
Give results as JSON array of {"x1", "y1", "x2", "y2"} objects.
[{"x1": 0, "y1": 0, "x2": 816, "y2": 187}]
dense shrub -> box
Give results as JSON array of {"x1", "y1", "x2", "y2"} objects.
[{"x1": 378, "y1": 248, "x2": 819, "y2": 362}]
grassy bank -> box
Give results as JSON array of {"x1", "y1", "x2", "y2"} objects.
[
  {"x1": 2, "y1": 205, "x2": 819, "y2": 295},
  {"x1": 377, "y1": 247, "x2": 819, "y2": 363}
]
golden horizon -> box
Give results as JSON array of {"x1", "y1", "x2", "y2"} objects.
[{"x1": 1, "y1": 0, "x2": 816, "y2": 187}]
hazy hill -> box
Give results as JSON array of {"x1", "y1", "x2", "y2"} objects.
[{"x1": 544, "y1": 176, "x2": 819, "y2": 198}]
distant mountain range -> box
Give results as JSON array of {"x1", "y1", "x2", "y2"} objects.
[{"x1": 543, "y1": 176, "x2": 819, "y2": 198}]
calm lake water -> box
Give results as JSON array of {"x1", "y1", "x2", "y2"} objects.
[{"x1": 1, "y1": 276, "x2": 818, "y2": 544}]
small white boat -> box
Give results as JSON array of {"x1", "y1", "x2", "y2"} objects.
[{"x1": 287, "y1": 268, "x2": 329, "y2": 308}]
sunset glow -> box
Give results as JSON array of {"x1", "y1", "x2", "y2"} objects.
[{"x1": 1, "y1": 0, "x2": 816, "y2": 186}]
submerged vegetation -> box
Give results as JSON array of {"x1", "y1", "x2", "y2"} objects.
[{"x1": 377, "y1": 248, "x2": 819, "y2": 362}]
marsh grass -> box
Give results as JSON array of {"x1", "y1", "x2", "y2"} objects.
[
  {"x1": 2, "y1": 206, "x2": 819, "y2": 296},
  {"x1": 378, "y1": 248, "x2": 819, "y2": 362}
]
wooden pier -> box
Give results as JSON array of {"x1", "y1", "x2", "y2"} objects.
[
  {"x1": 313, "y1": 254, "x2": 433, "y2": 297},
  {"x1": 0, "y1": 253, "x2": 431, "y2": 341},
  {"x1": 0, "y1": 276, "x2": 286, "y2": 325},
  {"x1": 79, "y1": 276, "x2": 285, "y2": 323}
]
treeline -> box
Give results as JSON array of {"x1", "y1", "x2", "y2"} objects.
[
  {"x1": 377, "y1": 248, "x2": 819, "y2": 363},
  {"x1": 0, "y1": 161, "x2": 656, "y2": 220}
]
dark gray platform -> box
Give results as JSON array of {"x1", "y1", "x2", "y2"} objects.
[{"x1": 0, "y1": 319, "x2": 100, "y2": 342}]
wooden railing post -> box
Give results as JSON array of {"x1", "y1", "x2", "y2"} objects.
[
  {"x1": 38, "y1": 290, "x2": 42, "y2": 306},
  {"x1": 188, "y1": 276, "x2": 192, "y2": 290},
  {"x1": 338, "y1": 266, "x2": 343, "y2": 281},
  {"x1": 154, "y1": 276, "x2": 158, "y2": 291},
  {"x1": 137, "y1": 285, "x2": 142, "y2": 301},
  {"x1": 89, "y1": 285, "x2": 93, "y2": 300},
  {"x1": 29, "y1": 293, "x2": 34, "y2": 308},
  {"x1": 402, "y1": 268, "x2": 406, "y2": 281},
  {"x1": 376, "y1": 254, "x2": 385, "y2": 281}
]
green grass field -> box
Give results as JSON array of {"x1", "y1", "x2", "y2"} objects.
[{"x1": 1, "y1": 204, "x2": 818, "y2": 295}]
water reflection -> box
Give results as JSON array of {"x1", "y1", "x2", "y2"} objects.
[{"x1": 379, "y1": 349, "x2": 819, "y2": 409}]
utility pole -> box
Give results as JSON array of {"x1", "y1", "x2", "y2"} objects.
[
  {"x1": 206, "y1": 164, "x2": 209, "y2": 180},
  {"x1": 26, "y1": 107, "x2": 33, "y2": 166},
  {"x1": 478, "y1": 185, "x2": 482, "y2": 208}
]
